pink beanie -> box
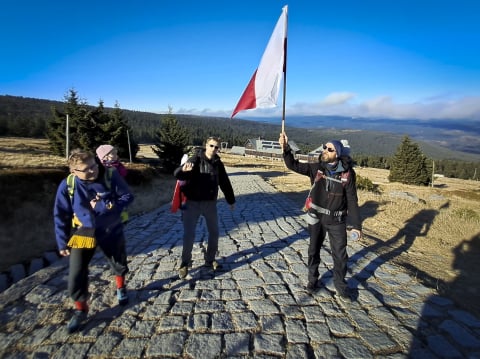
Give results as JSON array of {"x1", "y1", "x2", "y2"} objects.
[{"x1": 96, "y1": 144, "x2": 115, "y2": 160}]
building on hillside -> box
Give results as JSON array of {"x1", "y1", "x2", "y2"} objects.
[
  {"x1": 229, "y1": 146, "x2": 246, "y2": 156},
  {"x1": 244, "y1": 138, "x2": 300, "y2": 160},
  {"x1": 245, "y1": 138, "x2": 300, "y2": 155}
]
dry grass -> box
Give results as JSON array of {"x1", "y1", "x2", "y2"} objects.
[
  {"x1": 0, "y1": 138, "x2": 67, "y2": 168},
  {"x1": 1, "y1": 137, "x2": 480, "y2": 315}
]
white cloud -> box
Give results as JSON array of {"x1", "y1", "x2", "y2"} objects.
[
  {"x1": 286, "y1": 93, "x2": 480, "y2": 120},
  {"x1": 320, "y1": 92, "x2": 356, "y2": 106},
  {"x1": 433, "y1": 96, "x2": 480, "y2": 119},
  {"x1": 357, "y1": 95, "x2": 480, "y2": 120}
]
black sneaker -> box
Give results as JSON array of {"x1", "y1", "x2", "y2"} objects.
[
  {"x1": 117, "y1": 287, "x2": 129, "y2": 306},
  {"x1": 67, "y1": 310, "x2": 87, "y2": 333},
  {"x1": 205, "y1": 260, "x2": 222, "y2": 270},
  {"x1": 307, "y1": 280, "x2": 318, "y2": 291},
  {"x1": 336, "y1": 287, "x2": 353, "y2": 302}
]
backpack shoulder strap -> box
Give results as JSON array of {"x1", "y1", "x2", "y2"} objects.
[
  {"x1": 66, "y1": 174, "x2": 75, "y2": 200},
  {"x1": 340, "y1": 170, "x2": 350, "y2": 187},
  {"x1": 66, "y1": 174, "x2": 83, "y2": 228},
  {"x1": 104, "y1": 167, "x2": 113, "y2": 190}
]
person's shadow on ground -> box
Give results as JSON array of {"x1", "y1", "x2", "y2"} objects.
[
  {"x1": 348, "y1": 201, "x2": 450, "y2": 299},
  {"x1": 408, "y1": 231, "x2": 480, "y2": 357},
  {"x1": 447, "y1": 231, "x2": 480, "y2": 314}
]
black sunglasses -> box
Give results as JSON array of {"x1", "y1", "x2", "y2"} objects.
[
  {"x1": 323, "y1": 145, "x2": 336, "y2": 153},
  {"x1": 209, "y1": 144, "x2": 219, "y2": 150}
]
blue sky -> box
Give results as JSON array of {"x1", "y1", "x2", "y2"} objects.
[{"x1": 1, "y1": 0, "x2": 479, "y2": 121}]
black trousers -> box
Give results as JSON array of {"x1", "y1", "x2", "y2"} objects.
[
  {"x1": 307, "y1": 219, "x2": 348, "y2": 290},
  {"x1": 68, "y1": 231, "x2": 128, "y2": 302}
]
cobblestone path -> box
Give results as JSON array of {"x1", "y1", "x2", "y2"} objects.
[{"x1": 1, "y1": 169, "x2": 480, "y2": 358}]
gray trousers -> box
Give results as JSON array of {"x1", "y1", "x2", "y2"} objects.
[{"x1": 181, "y1": 200, "x2": 219, "y2": 267}]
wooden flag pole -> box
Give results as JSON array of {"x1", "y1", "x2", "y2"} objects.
[{"x1": 281, "y1": 7, "x2": 288, "y2": 134}]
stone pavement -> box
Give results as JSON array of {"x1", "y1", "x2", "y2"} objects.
[{"x1": 1, "y1": 168, "x2": 480, "y2": 359}]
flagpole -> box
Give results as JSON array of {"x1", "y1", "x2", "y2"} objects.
[{"x1": 281, "y1": 6, "x2": 288, "y2": 134}]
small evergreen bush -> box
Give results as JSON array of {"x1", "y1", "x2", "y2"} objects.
[
  {"x1": 356, "y1": 174, "x2": 378, "y2": 193},
  {"x1": 124, "y1": 164, "x2": 157, "y2": 185}
]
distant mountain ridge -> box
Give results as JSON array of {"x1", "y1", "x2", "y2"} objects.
[{"x1": 241, "y1": 115, "x2": 480, "y2": 156}]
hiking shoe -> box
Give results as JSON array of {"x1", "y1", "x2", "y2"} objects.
[
  {"x1": 205, "y1": 260, "x2": 223, "y2": 270},
  {"x1": 307, "y1": 280, "x2": 318, "y2": 291},
  {"x1": 179, "y1": 266, "x2": 188, "y2": 279},
  {"x1": 336, "y1": 287, "x2": 353, "y2": 302},
  {"x1": 117, "y1": 287, "x2": 129, "y2": 306},
  {"x1": 67, "y1": 310, "x2": 87, "y2": 333}
]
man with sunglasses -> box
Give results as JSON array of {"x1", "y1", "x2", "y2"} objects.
[
  {"x1": 279, "y1": 132, "x2": 362, "y2": 301},
  {"x1": 53, "y1": 149, "x2": 134, "y2": 333},
  {"x1": 174, "y1": 136, "x2": 235, "y2": 279}
]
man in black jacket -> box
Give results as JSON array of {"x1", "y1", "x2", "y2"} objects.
[
  {"x1": 174, "y1": 136, "x2": 236, "y2": 279},
  {"x1": 279, "y1": 132, "x2": 362, "y2": 300}
]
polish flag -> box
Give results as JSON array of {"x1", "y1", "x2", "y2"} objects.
[{"x1": 231, "y1": 6, "x2": 288, "y2": 118}]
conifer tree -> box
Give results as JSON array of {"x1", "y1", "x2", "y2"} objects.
[
  {"x1": 47, "y1": 89, "x2": 90, "y2": 156},
  {"x1": 152, "y1": 108, "x2": 191, "y2": 172},
  {"x1": 105, "y1": 103, "x2": 139, "y2": 160},
  {"x1": 75, "y1": 103, "x2": 105, "y2": 151},
  {"x1": 46, "y1": 90, "x2": 138, "y2": 160},
  {"x1": 388, "y1": 136, "x2": 431, "y2": 186}
]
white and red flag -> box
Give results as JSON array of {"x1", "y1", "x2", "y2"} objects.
[{"x1": 231, "y1": 6, "x2": 288, "y2": 118}]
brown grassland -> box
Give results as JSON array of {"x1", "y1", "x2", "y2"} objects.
[{"x1": 1, "y1": 137, "x2": 479, "y2": 316}]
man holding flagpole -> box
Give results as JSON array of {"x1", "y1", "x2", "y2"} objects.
[{"x1": 279, "y1": 132, "x2": 362, "y2": 301}]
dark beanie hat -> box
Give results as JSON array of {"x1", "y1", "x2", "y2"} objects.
[{"x1": 329, "y1": 140, "x2": 343, "y2": 158}]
